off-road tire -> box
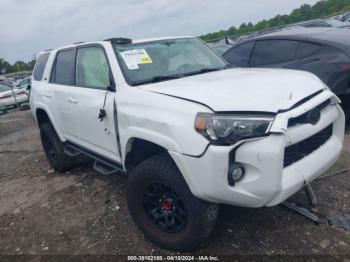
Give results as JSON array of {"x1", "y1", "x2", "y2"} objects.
[
  {"x1": 127, "y1": 153, "x2": 219, "y2": 251},
  {"x1": 39, "y1": 122, "x2": 76, "y2": 172}
]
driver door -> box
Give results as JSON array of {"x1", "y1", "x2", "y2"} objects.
[{"x1": 67, "y1": 45, "x2": 121, "y2": 163}]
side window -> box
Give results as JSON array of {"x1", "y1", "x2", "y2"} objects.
[
  {"x1": 296, "y1": 42, "x2": 322, "y2": 58},
  {"x1": 223, "y1": 42, "x2": 255, "y2": 67},
  {"x1": 51, "y1": 49, "x2": 76, "y2": 85},
  {"x1": 33, "y1": 52, "x2": 50, "y2": 81},
  {"x1": 76, "y1": 47, "x2": 111, "y2": 90},
  {"x1": 250, "y1": 40, "x2": 298, "y2": 66}
]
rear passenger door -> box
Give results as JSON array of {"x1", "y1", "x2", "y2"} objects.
[{"x1": 50, "y1": 48, "x2": 77, "y2": 136}]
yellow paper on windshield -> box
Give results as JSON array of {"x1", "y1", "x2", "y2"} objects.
[{"x1": 120, "y1": 49, "x2": 153, "y2": 70}]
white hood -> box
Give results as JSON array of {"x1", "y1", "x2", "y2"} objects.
[{"x1": 139, "y1": 68, "x2": 325, "y2": 113}]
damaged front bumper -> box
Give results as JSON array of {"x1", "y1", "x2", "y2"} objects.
[{"x1": 170, "y1": 91, "x2": 345, "y2": 207}]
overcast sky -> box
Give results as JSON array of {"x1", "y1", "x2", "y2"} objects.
[{"x1": 0, "y1": 0, "x2": 320, "y2": 63}]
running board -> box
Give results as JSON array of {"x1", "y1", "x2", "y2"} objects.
[
  {"x1": 64, "y1": 145, "x2": 82, "y2": 157},
  {"x1": 93, "y1": 160, "x2": 121, "y2": 175},
  {"x1": 64, "y1": 143, "x2": 123, "y2": 175}
]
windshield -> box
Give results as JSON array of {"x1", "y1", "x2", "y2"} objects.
[{"x1": 113, "y1": 38, "x2": 227, "y2": 85}]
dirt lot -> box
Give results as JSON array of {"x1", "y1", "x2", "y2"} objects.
[{"x1": 0, "y1": 110, "x2": 349, "y2": 258}]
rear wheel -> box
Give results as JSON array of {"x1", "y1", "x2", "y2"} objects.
[
  {"x1": 39, "y1": 122, "x2": 76, "y2": 172},
  {"x1": 127, "y1": 153, "x2": 219, "y2": 251}
]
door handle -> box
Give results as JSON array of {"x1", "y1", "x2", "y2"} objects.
[{"x1": 68, "y1": 98, "x2": 78, "y2": 104}]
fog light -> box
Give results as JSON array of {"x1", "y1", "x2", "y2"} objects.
[{"x1": 228, "y1": 163, "x2": 245, "y2": 186}]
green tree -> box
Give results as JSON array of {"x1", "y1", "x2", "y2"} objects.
[
  {"x1": 239, "y1": 23, "x2": 248, "y2": 34},
  {"x1": 28, "y1": 60, "x2": 36, "y2": 69},
  {"x1": 255, "y1": 20, "x2": 269, "y2": 31},
  {"x1": 200, "y1": 0, "x2": 350, "y2": 41},
  {"x1": 0, "y1": 59, "x2": 35, "y2": 74},
  {"x1": 228, "y1": 26, "x2": 237, "y2": 36},
  {"x1": 8, "y1": 61, "x2": 33, "y2": 73},
  {"x1": 0, "y1": 58, "x2": 11, "y2": 74}
]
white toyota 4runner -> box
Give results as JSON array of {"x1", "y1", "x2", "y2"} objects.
[{"x1": 30, "y1": 37, "x2": 345, "y2": 251}]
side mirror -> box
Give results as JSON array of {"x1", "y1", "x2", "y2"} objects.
[{"x1": 27, "y1": 85, "x2": 31, "y2": 91}]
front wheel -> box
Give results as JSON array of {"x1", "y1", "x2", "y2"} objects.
[{"x1": 126, "y1": 153, "x2": 219, "y2": 251}]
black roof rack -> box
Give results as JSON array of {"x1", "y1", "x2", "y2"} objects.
[
  {"x1": 104, "y1": 37, "x2": 132, "y2": 44},
  {"x1": 73, "y1": 41, "x2": 85, "y2": 45}
]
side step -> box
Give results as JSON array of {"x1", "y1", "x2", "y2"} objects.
[
  {"x1": 64, "y1": 143, "x2": 123, "y2": 175},
  {"x1": 93, "y1": 160, "x2": 121, "y2": 175},
  {"x1": 64, "y1": 145, "x2": 82, "y2": 157}
]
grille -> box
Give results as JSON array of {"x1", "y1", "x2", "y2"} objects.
[
  {"x1": 284, "y1": 124, "x2": 333, "y2": 167},
  {"x1": 288, "y1": 99, "x2": 330, "y2": 128}
]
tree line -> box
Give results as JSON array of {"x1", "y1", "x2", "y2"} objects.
[
  {"x1": 200, "y1": 0, "x2": 350, "y2": 42},
  {"x1": 0, "y1": 58, "x2": 35, "y2": 75}
]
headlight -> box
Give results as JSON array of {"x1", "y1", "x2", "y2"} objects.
[{"x1": 195, "y1": 113, "x2": 274, "y2": 145}]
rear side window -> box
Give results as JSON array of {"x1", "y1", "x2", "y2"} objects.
[
  {"x1": 223, "y1": 42, "x2": 255, "y2": 66},
  {"x1": 76, "y1": 47, "x2": 110, "y2": 90},
  {"x1": 296, "y1": 42, "x2": 322, "y2": 58},
  {"x1": 51, "y1": 49, "x2": 76, "y2": 85},
  {"x1": 33, "y1": 53, "x2": 50, "y2": 81},
  {"x1": 250, "y1": 40, "x2": 298, "y2": 66}
]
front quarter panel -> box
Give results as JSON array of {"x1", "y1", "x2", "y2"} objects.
[{"x1": 117, "y1": 86, "x2": 211, "y2": 160}]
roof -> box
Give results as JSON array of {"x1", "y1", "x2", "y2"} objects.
[
  {"x1": 44, "y1": 36, "x2": 195, "y2": 54},
  {"x1": 240, "y1": 27, "x2": 350, "y2": 55},
  {"x1": 254, "y1": 27, "x2": 343, "y2": 39},
  {"x1": 131, "y1": 36, "x2": 193, "y2": 44},
  {"x1": 288, "y1": 18, "x2": 348, "y2": 27}
]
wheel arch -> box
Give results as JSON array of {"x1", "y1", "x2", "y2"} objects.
[
  {"x1": 35, "y1": 106, "x2": 65, "y2": 142},
  {"x1": 124, "y1": 137, "x2": 171, "y2": 172}
]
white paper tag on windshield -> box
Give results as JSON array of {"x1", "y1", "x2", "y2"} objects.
[
  {"x1": 128, "y1": 64, "x2": 139, "y2": 70},
  {"x1": 120, "y1": 49, "x2": 152, "y2": 70}
]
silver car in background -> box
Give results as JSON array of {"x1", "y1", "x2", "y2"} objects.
[
  {"x1": 14, "y1": 77, "x2": 31, "y2": 93},
  {"x1": 0, "y1": 84, "x2": 29, "y2": 110}
]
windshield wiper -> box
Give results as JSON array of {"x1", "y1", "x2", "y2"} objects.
[
  {"x1": 133, "y1": 74, "x2": 184, "y2": 85},
  {"x1": 182, "y1": 66, "x2": 228, "y2": 77},
  {"x1": 132, "y1": 66, "x2": 229, "y2": 85}
]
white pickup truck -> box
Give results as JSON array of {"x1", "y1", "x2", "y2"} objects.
[{"x1": 30, "y1": 37, "x2": 345, "y2": 251}]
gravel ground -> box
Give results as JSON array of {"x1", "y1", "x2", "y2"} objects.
[{"x1": 0, "y1": 110, "x2": 349, "y2": 260}]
